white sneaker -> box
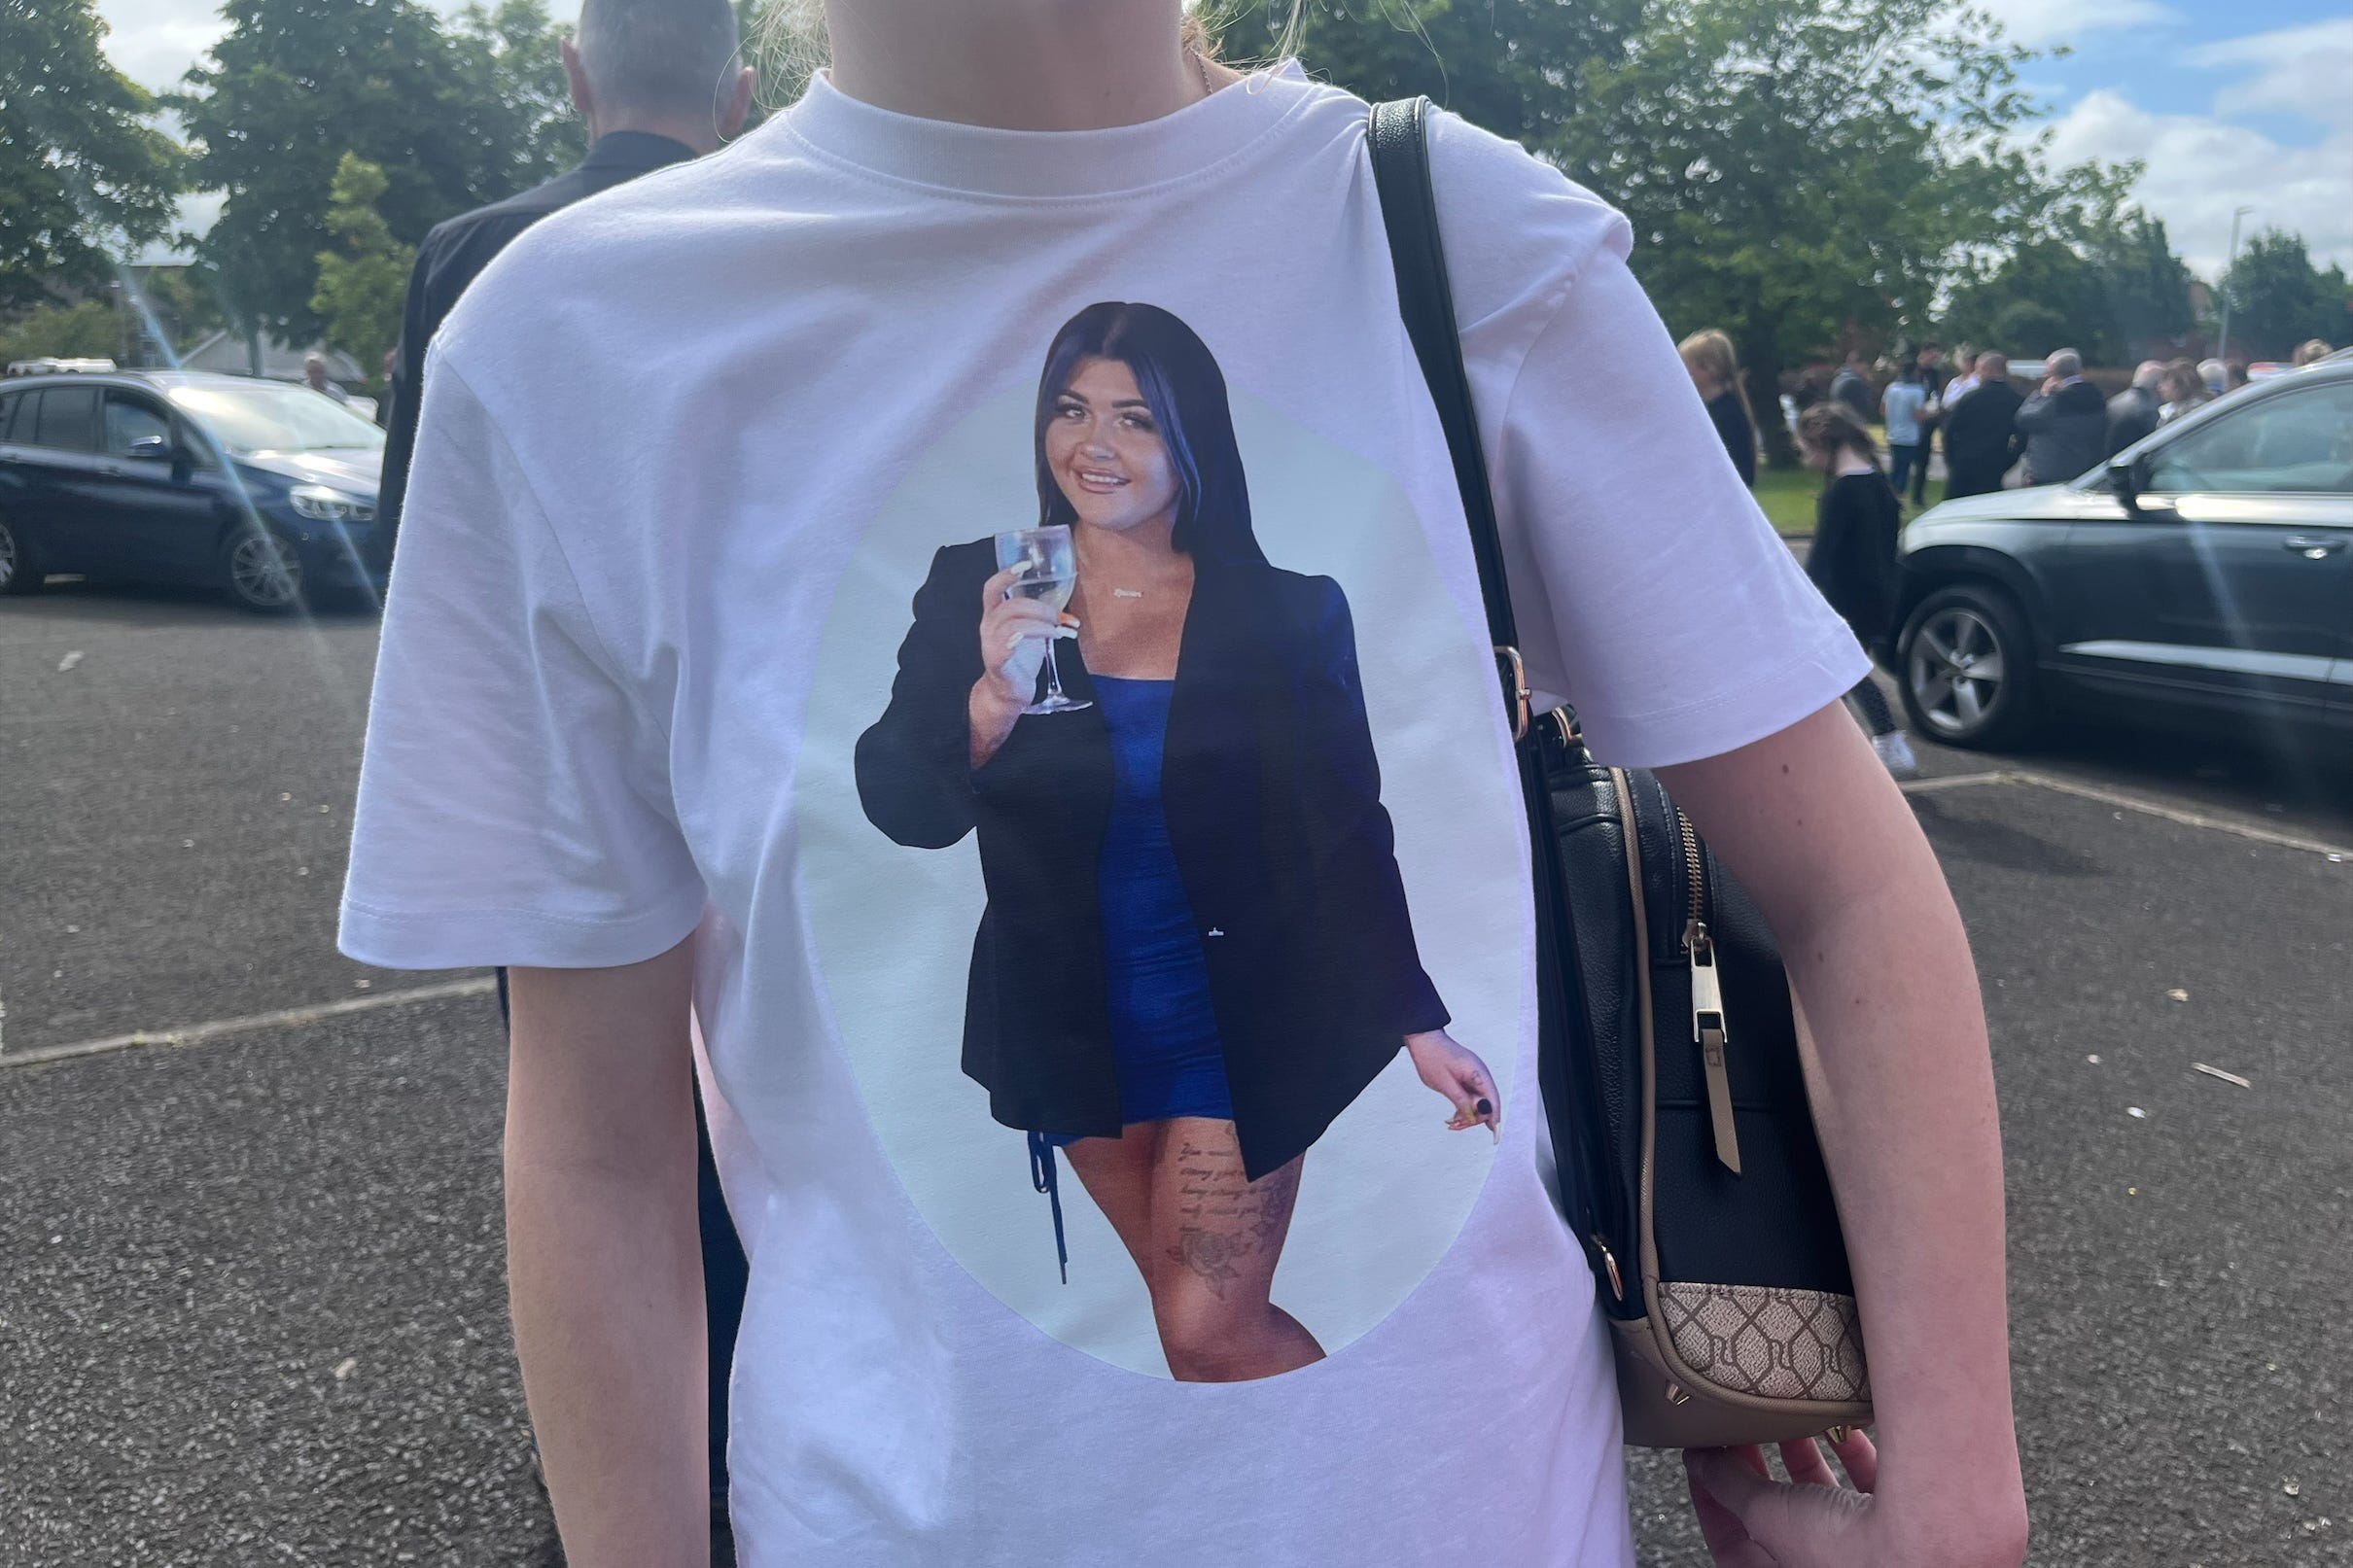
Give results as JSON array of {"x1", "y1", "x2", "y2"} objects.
[{"x1": 1873, "y1": 730, "x2": 1920, "y2": 779}]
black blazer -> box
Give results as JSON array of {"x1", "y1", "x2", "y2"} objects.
[
  {"x1": 1941, "y1": 381, "x2": 2025, "y2": 498},
  {"x1": 856, "y1": 540, "x2": 1448, "y2": 1180}
]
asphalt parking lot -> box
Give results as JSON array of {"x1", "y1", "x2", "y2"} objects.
[{"x1": 3, "y1": 580, "x2": 2349, "y2": 1567}]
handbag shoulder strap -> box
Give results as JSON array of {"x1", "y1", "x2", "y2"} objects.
[{"x1": 1367, "y1": 97, "x2": 1520, "y2": 656}]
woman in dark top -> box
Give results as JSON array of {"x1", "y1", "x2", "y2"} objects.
[
  {"x1": 1795, "y1": 401, "x2": 1916, "y2": 776},
  {"x1": 1679, "y1": 327, "x2": 1759, "y2": 487},
  {"x1": 856, "y1": 301, "x2": 1499, "y2": 1381}
]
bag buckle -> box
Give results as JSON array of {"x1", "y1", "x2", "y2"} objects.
[{"x1": 1494, "y1": 645, "x2": 1530, "y2": 743}]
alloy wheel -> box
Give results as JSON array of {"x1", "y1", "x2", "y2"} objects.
[
  {"x1": 1907, "y1": 606, "x2": 2007, "y2": 738},
  {"x1": 229, "y1": 532, "x2": 302, "y2": 610},
  {"x1": 0, "y1": 523, "x2": 16, "y2": 591}
]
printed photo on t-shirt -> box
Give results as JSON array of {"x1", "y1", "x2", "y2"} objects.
[{"x1": 793, "y1": 302, "x2": 1528, "y2": 1381}]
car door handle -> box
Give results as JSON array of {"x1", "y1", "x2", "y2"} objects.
[{"x1": 2282, "y1": 536, "x2": 2348, "y2": 559}]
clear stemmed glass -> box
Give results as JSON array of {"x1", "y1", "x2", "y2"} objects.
[{"x1": 994, "y1": 524, "x2": 1090, "y2": 714}]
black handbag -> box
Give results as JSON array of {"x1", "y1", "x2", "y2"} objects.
[{"x1": 1368, "y1": 97, "x2": 1873, "y2": 1448}]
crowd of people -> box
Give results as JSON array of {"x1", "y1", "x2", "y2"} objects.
[{"x1": 1672, "y1": 329, "x2": 2338, "y2": 778}]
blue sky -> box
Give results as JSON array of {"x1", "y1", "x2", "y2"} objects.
[
  {"x1": 98, "y1": 0, "x2": 2353, "y2": 277},
  {"x1": 1976, "y1": 0, "x2": 2351, "y2": 274}
]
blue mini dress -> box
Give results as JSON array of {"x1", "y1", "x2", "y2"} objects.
[
  {"x1": 1028, "y1": 676, "x2": 1235, "y2": 1277},
  {"x1": 1090, "y1": 676, "x2": 1235, "y2": 1126}
]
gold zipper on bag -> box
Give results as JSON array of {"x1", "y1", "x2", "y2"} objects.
[{"x1": 1676, "y1": 808, "x2": 1741, "y2": 1175}]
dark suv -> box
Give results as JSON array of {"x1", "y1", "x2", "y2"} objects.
[
  {"x1": 0, "y1": 369, "x2": 386, "y2": 611},
  {"x1": 1894, "y1": 360, "x2": 2353, "y2": 749}
]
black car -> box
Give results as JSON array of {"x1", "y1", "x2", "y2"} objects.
[
  {"x1": 1895, "y1": 360, "x2": 2353, "y2": 749},
  {"x1": 0, "y1": 369, "x2": 386, "y2": 611}
]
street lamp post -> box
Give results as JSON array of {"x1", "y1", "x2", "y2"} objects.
[{"x1": 2217, "y1": 204, "x2": 2254, "y2": 365}]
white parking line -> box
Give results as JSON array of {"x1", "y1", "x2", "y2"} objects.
[
  {"x1": 0, "y1": 977, "x2": 499, "y2": 1070},
  {"x1": 7, "y1": 768, "x2": 2341, "y2": 1074},
  {"x1": 1900, "y1": 768, "x2": 2352, "y2": 859}
]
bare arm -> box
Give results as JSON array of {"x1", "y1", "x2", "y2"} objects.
[
  {"x1": 1658, "y1": 703, "x2": 2028, "y2": 1566},
  {"x1": 506, "y1": 940, "x2": 708, "y2": 1568}
]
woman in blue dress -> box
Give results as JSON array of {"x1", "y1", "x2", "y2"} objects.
[{"x1": 857, "y1": 301, "x2": 1498, "y2": 1381}]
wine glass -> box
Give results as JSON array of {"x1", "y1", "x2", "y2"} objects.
[{"x1": 994, "y1": 524, "x2": 1089, "y2": 714}]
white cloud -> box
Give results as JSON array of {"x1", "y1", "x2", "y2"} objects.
[
  {"x1": 97, "y1": 0, "x2": 582, "y2": 90},
  {"x1": 1970, "y1": 0, "x2": 2179, "y2": 50},
  {"x1": 2194, "y1": 18, "x2": 2353, "y2": 133},
  {"x1": 2046, "y1": 87, "x2": 2353, "y2": 274},
  {"x1": 96, "y1": 0, "x2": 228, "y2": 91}
]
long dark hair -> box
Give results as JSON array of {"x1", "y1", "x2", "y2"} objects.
[
  {"x1": 1032, "y1": 302, "x2": 1266, "y2": 569},
  {"x1": 1796, "y1": 402, "x2": 1887, "y2": 485}
]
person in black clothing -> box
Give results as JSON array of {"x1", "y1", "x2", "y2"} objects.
[
  {"x1": 375, "y1": 0, "x2": 755, "y2": 564},
  {"x1": 1678, "y1": 327, "x2": 1757, "y2": 487},
  {"x1": 2105, "y1": 361, "x2": 2164, "y2": 458},
  {"x1": 373, "y1": 0, "x2": 754, "y2": 1549},
  {"x1": 1828, "y1": 350, "x2": 1876, "y2": 424},
  {"x1": 1941, "y1": 350, "x2": 2024, "y2": 498},
  {"x1": 1795, "y1": 401, "x2": 1916, "y2": 776},
  {"x1": 2015, "y1": 347, "x2": 2107, "y2": 485},
  {"x1": 1908, "y1": 341, "x2": 1948, "y2": 506}
]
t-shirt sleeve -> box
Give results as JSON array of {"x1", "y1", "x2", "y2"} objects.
[
  {"x1": 1427, "y1": 111, "x2": 1866, "y2": 769},
  {"x1": 338, "y1": 353, "x2": 706, "y2": 970}
]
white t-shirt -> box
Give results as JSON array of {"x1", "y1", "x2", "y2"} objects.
[{"x1": 341, "y1": 65, "x2": 1862, "y2": 1568}]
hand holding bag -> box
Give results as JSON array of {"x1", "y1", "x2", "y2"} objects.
[{"x1": 1368, "y1": 97, "x2": 1873, "y2": 1448}]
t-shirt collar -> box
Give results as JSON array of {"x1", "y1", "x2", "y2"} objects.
[{"x1": 778, "y1": 61, "x2": 1317, "y2": 200}]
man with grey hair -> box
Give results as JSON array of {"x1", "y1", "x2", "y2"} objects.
[
  {"x1": 376, "y1": 0, "x2": 755, "y2": 564},
  {"x1": 2015, "y1": 346, "x2": 2106, "y2": 485},
  {"x1": 2105, "y1": 359, "x2": 2165, "y2": 458}
]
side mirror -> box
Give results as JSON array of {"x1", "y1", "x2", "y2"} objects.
[
  {"x1": 127, "y1": 434, "x2": 172, "y2": 461},
  {"x1": 2106, "y1": 457, "x2": 2141, "y2": 509}
]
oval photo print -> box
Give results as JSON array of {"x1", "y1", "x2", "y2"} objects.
[{"x1": 794, "y1": 303, "x2": 1524, "y2": 1380}]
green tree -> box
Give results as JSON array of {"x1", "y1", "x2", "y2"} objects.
[
  {"x1": 1942, "y1": 209, "x2": 2193, "y2": 365},
  {"x1": 171, "y1": 0, "x2": 577, "y2": 343},
  {"x1": 0, "y1": 299, "x2": 122, "y2": 365},
  {"x1": 1554, "y1": 0, "x2": 2127, "y2": 464},
  {"x1": 1204, "y1": 0, "x2": 1636, "y2": 151},
  {"x1": 449, "y1": 0, "x2": 579, "y2": 200},
  {"x1": 0, "y1": 0, "x2": 184, "y2": 309},
  {"x1": 2221, "y1": 229, "x2": 2348, "y2": 361},
  {"x1": 310, "y1": 154, "x2": 414, "y2": 390},
  {"x1": 2090, "y1": 211, "x2": 2195, "y2": 360}
]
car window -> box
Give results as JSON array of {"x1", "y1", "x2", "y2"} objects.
[
  {"x1": 31, "y1": 386, "x2": 100, "y2": 453},
  {"x1": 165, "y1": 380, "x2": 385, "y2": 454},
  {"x1": 0, "y1": 392, "x2": 20, "y2": 443},
  {"x1": 2146, "y1": 381, "x2": 2353, "y2": 495},
  {"x1": 104, "y1": 392, "x2": 174, "y2": 456}
]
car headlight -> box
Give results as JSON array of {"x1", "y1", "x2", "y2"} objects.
[{"x1": 288, "y1": 483, "x2": 375, "y2": 523}]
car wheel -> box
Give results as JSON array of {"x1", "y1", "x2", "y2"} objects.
[
  {"x1": 222, "y1": 527, "x2": 305, "y2": 613},
  {"x1": 1898, "y1": 583, "x2": 2040, "y2": 749},
  {"x1": 0, "y1": 512, "x2": 45, "y2": 595}
]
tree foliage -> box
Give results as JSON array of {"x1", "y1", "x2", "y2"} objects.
[
  {"x1": 0, "y1": 0, "x2": 184, "y2": 309},
  {"x1": 1942, "y1": 210, "x2": 2195, "y2": 365},
  {"x1": 1225, "y1": 0, "x2": 2137, "y2": 464},
  {"x1": 2221, "y1": 229, "x2": 2351, "y2": 361},
  {"x1": 171, "y1": 0, "x2": 573, "y2": 342},
  {"x1": 1204, "y1": 0, "x2": 1637, "y2": 150},
  {"x1": 1556, "y1": 0, "x2": 2131, "y2": 460},
  {"x1": 0, "y1": 299, "x2": 122, "y2": 365},
  {"x1": 310, "y1": 153, "x2": 414, "y2": 387}
]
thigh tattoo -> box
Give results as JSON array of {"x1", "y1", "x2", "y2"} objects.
[{"x1": 1165, "y1": 1129, "x2": 1302, "y2": 1300}]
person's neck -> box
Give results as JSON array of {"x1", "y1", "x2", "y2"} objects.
[
  {"x1": 1075, "y1": 515, "x2": 1188, "y2": 587},
  {"x1": 1835, "y1": 455, "x2": 1877, "y2": 477},
  {"x1": 588, "y1": 117, "x2": 714, "y2": 157},
  {"x1": 822, "y1": 0, "x2": 1212, "y2": 130}
]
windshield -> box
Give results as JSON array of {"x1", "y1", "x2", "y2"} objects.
[{"x1": 167, "y1": 381, "x2": 386, "y2": 454}]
